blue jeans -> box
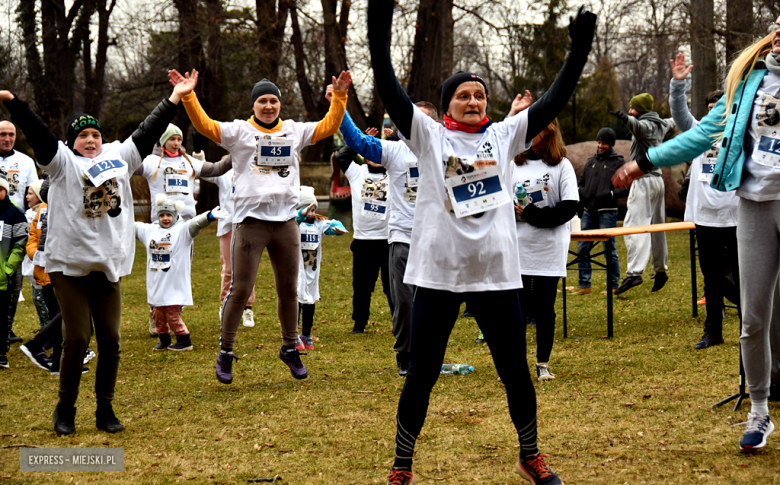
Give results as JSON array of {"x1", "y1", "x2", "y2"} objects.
[{"x1": 577, "y1": 210, "x2": 620, "y2": 288}]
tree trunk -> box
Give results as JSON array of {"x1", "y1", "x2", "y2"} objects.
[
  {"x1": 726, "y1": 0, "x2": 754, "y2": 61},
  {"x1": 690, "y1": 0, "x2": 717, "y2": 120},
  {"x1": 256, "y1": 0, "x2": 289, "y2": 82},
  {"x1": 198, "y1": 0, "x2": 227, "y2": 214},
  {"x1": 173, "y1": 0, "x2": 204, "y2": 144},
  {"x1": 407, "y1": 0, "x2": 454, "y2": 114},
  {"x1": 18, "y1": 0, "x2": 84, "y2": 138}
]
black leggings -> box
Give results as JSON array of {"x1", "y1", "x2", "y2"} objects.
[
  {"x1": 393, "y1": 288, "x2": 538, "y2": 471},
  {"x1": 696, "y1": 225, "x2": 739, "y2": 337},
  {"x1": 517, "y1": 275, "x2": 560, "y2": 363},
  {"x1": 298, "y1": 303, "x2": 315, "y2": 336}
]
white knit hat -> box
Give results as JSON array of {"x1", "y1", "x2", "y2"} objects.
[
  {"x1": 29, "y1": 180, "x2": 44, "y2": 201},
  {"x1": 298, "y1": 185, "x2": 317, "y2": 209},
  {"x1": 156, "y1": 193, "x2": 185, "y2": 217}
]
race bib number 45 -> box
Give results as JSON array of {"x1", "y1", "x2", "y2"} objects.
[
  {"x1": 445, "y1": 160, "x2": 510, "y2": 218},
  {"x1": 256, "y1": 139, "x2": 293, "y2": 166}
]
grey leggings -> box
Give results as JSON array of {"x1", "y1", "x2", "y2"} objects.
[
  {"x1": 220, "y1": 217, "x2": 300, "y2": 349},
  {"x1": 737, "y1": 198, "x2": 780, "y2": 402}
]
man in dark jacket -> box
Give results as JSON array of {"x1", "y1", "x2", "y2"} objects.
[{"x1": 571, "y1": 128, "x2": 627, "y2": 295}]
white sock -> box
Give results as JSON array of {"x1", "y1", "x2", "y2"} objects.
[{"x1": 751, "y1": 399, "x2": 769, "y2": 416}]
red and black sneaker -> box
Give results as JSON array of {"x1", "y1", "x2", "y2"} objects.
[
  {"x1": 386, "y1": 468, "x2": 415, "y2": 485},
  {"x1": 516, "y1": 453, "x2": 563, "y2": 485}
]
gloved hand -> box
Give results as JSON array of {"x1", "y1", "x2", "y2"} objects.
[
  {"x1": 209, "y1": 206, "x2": 229, "y2": 220},
  {"x1": 610, "y1": 110, "x2": 629, "y2": 124},
  {"x1": 568, "y1": 6, "x2": 597, "y2": 52}
]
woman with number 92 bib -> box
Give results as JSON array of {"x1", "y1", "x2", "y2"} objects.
[
  {"x1": 0, "y1": 74, "x2": 191, "y2": 437},
  {"x1": 367, "y1": 1, "x2": 596, "y2": 483},
  {"x1": 612, "y1": 16, "x2": 780, "y2": 453},
  {"x1": 169, "y1": 68, "x2": 351, "y2": 385}
]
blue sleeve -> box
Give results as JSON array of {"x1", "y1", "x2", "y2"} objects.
[
  {"x1": 295, "y1": 209, "x2": 307, "y2": 224},
  {"x1": 324, "y1": 220, "x2": 347, "y2": 236},
  {"x1": 646, "y1": 94, "x2": 727, "y2": 168},
  {"x1": 340, "y1": 112, "x2": 383, "y2": 163}
]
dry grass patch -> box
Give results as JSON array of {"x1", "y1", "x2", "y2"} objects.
[{"x1": 0, "y1": 226, "x2": 778, "y2": 483}]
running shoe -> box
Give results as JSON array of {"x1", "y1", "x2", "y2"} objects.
[
  {"x1": 295, "y1": 335, "x2": 305, "y2": 351},
  {"x1": 651, "y1": 272, "x2": 668, "y2": 292},
  {"x1": 697, "y1": 296, "x2": 706, "y2": 305},
  {"x1": 242, "y1": 308, "x2": 255, "y2": 327},
  {"x1": 475, "y1": 329, "x2": 485, "y2": 344},
  {"x1": 694, "y1": 333, "x2": 723, "y2": 350},
  {"x1": 516, "y1": 453, "x2": 563, "y2": 484},
  {"x1": 20, "y1": 344, "x2": 51, "y2": 371},
  {"x1": 216, "y1": 351, "x2": 239, "y2": 384},
  {"x1": 740, "y1": 413, "x2": 775, "y2": 451},
  {"x1": 83, "y1": 347, "x2": 96, "y2": 364},
  {"x1": 569, "y1": 287, "x2": 592, "y2": 296},
  {"x1": 386, "y1": 468, "x2": 415, "y2": 485},
  {"x1": 614, "y1": 275, "x2": 643, "y2": 295},
  {"x1": 536, "y1": 364, "x2": 556, "y2": 381},
  {"x1": 279, "y1": 345, "x2": 308, "y2": 380},
  {"x1": 300, "y1": 334, "x2": 314, "y2": 350},
  {"x1": 0, "y1": 354, "x2": 8, "y2": 368}
]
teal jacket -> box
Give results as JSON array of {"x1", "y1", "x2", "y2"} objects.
[{"x1": 644, "y1": 64, "x2": 768, "y2": 192}]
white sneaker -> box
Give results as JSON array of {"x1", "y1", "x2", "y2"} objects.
[
  {"x1": 536, "y1": 364, "x2": 556, "y2": 381},
  {"x1": 149, "y1": 313, "x2": 158, "y2": 336},
  {"x1": 242, "y1": 309, "x2": 255, "y2": 327},
  {"x1": 83, "y1": 347, "x2": 96, "y2": 365}
]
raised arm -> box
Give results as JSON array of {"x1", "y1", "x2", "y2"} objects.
[
  {"x1": 526, "y1": 7, "x2": 597, "y2": 140},
  {"x1": 199, "y1": 154, "x2": 233, "y2": 178},
  {"x1": 311, "y1": 72, "x2": 351, "y2": 144},
  {"x1": 0, "y1": 92, "x2": 59, "y2": 165},
  {"x1": 333, "y1": 146, "x2": 357, "y2": 174},
  {"x1": 367, "y1": 0, "x2": 415, "y2": 139},
  {"x1": 339, "y1": 112, "x2": 383, "y2": 163},
  {"x1": 170, "y1": 69, "x2": 222, "y2": 145},
  {"x1": 130, "y1": 98, "x2": 180, "y2": 159},
  {"x1": 187, "y1": 206, "x2": 228, "y2": 238},
  {"x1": 669, "y1": 80, "x2": 696, "y2": 132}
]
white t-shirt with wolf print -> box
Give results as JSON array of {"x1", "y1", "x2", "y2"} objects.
[
  {"x1": 345, "y1": 163, "x2": 390, "y2": 240},
  {"x1": 43, "y1": 140, "x2": 141, "y2": 282},
  {"x1": 400, "y1": 107, "x2": 531, "y2": 292},
  {"x1": 297, "y1": 218, "x2": 334, "y2": 304},
  {"x1": 135, "y1": 219, "x2": 196, "y2": 307},
  {"x1": 512, "y1": 158, "x2": 578, "y2": 277}
]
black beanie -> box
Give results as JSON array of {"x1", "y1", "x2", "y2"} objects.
[
  {"x1": 66, "y1": 113, "x2": 102, "y2": 149},
  {"x1": 251, "y1": 79, "x2": 282, "y2": 107},
  {"x1": 596, "y1": 127, "x2": 616, "y2": 147},
  {"x1": 440, "y1": 72, "x2": 489, "y2": 115}
]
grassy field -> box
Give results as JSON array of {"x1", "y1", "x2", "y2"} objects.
[{"x1": 1, "y1": 224, "x2": 778, "y2": 484}]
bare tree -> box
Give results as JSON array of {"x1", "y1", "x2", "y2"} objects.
[
  {"x1": 690, "y1": 0, "x2": 717, "y2": 119},
  {"x1": 256, "y1": 0, "x2": 290, "y2": 81},
  {"x1": 407, "y1": 0, "x2": 454, "y2": 111},
  {"x1": 726, "y1": 0, "x2": 754, "y2": 60}
]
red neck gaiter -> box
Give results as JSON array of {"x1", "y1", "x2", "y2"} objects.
[
  {"x1": 164, "y1": 149, "x2": 179, "y2": 158},
  {"x1": 443, "y1": 114, "x2": 491, "y2": 134}
]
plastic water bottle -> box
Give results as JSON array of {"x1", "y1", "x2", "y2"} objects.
[
  {"x1": 570, "y1": 214, "x2": 581, "y2": 233},
  {"x1": 515, "y1": 184, "x2": 529, "y2": 207},
  {"x1": 441, "y1": 363, "x2": 475, "y2": 375}
]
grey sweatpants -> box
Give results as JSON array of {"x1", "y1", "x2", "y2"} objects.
[
  {"x1": 220, "y1": 217, "x2": 300, "y2": 349},
  {"x1": 624, "y1": 175, "x2": 668, "y2": 276},
  {"x1": 388, "y1": 242, "x2": 413, "y2": 354},
  {"x1": 738, "y1": 198, "x2": 780, "y2": 402}
]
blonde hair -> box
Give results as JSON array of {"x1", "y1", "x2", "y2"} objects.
[
  {"x1": 152, "y1": 148, "x2": 195, "y2": 180},
  {"x1": 514, "y1": 119, "x2": 567, "y2": 166},
  {"x1": 722, "y1": 33, "x2": 773, "y2": 126}
]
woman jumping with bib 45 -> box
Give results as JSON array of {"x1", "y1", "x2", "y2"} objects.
[
  {"x1": 169, "y1": 68, "x2": 351, "y2": 384},
  {"x1": 367, "y1": 1, "x2": 596, "y2": 483}
]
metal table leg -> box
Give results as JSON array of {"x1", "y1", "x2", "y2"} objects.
[
  {"x1": 605, "y1": 237, "x2": 613, "y2": 338},
  {"x1": 690, "y1": 229, "x2": 698, "y2": 318}
]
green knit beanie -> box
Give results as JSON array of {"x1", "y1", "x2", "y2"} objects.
[
  {"x1": 159, "y1": 124, "x2": 183, "y2": 148},
  {"x1": 630, "y1": 93, "x2": 654, "y2": 114}
]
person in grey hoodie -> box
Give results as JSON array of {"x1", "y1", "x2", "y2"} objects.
[{"x1": 611, "y1": 93, "x2": 675, "y2": 295}]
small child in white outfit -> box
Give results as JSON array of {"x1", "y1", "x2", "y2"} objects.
[
  {"x1": 295, "y1": 186, "x2": 347, "y2": 350},
  {"x1": 135, "y1": 194, "x2": 228, "y2": 350}
]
